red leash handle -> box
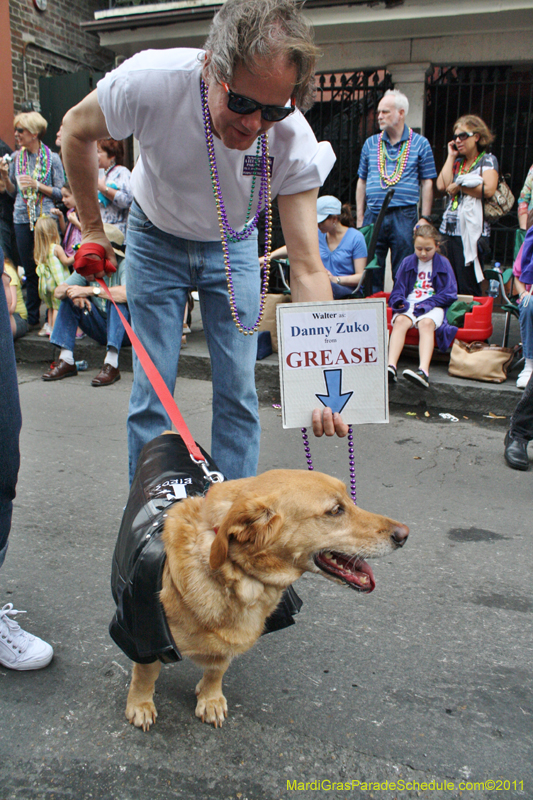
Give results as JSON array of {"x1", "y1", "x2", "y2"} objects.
[
  {"x1": 94, "y1": 277, "x2": 206, "y2": 464},
  {"x1": 74, "y1": 243, "x2": 117, "y2": 278}
]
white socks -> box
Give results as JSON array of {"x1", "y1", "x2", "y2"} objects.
[
  {"x1": 104, "y1": 347, "x2": 119, "y2": 368},
  {"x1": 61, "y1": 347, "x2": 119, "y2": 367},
  {"x1": 60, "y1": 349, "x2": 75, "y2": 365}
]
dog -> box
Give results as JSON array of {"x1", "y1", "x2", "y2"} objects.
[{"x1": 116, "y1": 435, "x2": 408, "y2": 730}]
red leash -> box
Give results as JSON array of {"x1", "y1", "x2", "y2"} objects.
[{"x1": 74, "y1": 244, "x2": 206, "y2": 465}]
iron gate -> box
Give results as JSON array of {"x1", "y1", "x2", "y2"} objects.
[
  {"x1": 306, "y1": 69, "x2": 394, "y2": 204},
  {"x1": 266, "y1": 68, "x2": 393, "y2": 251},
  {"x1": 426, "y1": 65, "x2": 533, "y2": 265}
]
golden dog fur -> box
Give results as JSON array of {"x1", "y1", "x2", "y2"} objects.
[{"x1": 125, "y1": 469, "x2": 408, "y2": 730}]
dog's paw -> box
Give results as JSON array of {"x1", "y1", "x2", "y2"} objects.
[
  {"x1": 125, "y1": 701, "x2": 158, "y2": 732},
  {"x1": 195, "y1": 694, "x2": 228, "y2": 728}
]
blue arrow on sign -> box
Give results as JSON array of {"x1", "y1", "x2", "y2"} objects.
[{"x1": 315, "y1": 369, "x2": 353, "y2": 414}]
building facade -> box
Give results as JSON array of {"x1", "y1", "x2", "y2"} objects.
[{"x1": 2, "y1": 0, "x2": 114, "y2": 148}]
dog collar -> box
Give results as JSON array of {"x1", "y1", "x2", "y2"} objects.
[{"x1": 213, "y1": 526, "x2": 219, "y2": 536}]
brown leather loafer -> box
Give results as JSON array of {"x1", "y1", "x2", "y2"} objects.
[
  {"x1": 42, "y1": 359, "x2": 78, "y2": 381},
  {"x1": 91, "y1": 363, "x2": 121, "y2": 387}
]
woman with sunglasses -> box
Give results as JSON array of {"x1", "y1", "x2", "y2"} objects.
[
  {"x1": 0, "y1": 112, "x2": 64, "y2": 328},
  {"x1": 436, "y1": 115, "x2": 498, "y2": 295}
]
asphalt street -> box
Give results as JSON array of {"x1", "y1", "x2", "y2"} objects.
[{"x1": 0, "y1": 364, "x2": 530, "y2": 800}]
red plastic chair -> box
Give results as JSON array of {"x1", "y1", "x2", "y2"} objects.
[{"x1": 372, "y1": 292, "x2": 494, "y2": 346}]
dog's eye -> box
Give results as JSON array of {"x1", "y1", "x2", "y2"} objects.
[{"x1": 327, "y1": 504, "x2": 344, "y2": 517}]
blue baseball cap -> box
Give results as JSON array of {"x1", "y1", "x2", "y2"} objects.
[{"x1": 317, "y1": 195, "x2": 342, "y2": 223}]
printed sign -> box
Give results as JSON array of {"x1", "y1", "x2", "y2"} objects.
[{"x1": 277, "y1": 299, "x2": 388, "y2": 429}]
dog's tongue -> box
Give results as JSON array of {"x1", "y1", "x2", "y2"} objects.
[
  {"x1": 318, "y1": 551, "x2": 376, "y2": 592},
  {"x1": 342, "y1": 555, "x2": 375, "y2": 592},
  {"x1": 352, "y1": 557, "x2": 375, "y2": 590}
]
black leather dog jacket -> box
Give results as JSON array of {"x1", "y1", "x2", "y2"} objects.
[{"x1": 109, "y1": 433, "x2": 302, "y2": 665}]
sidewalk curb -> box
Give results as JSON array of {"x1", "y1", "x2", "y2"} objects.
[{"x1": 15, "y1": 332, "x2": 522, "y2": 417}]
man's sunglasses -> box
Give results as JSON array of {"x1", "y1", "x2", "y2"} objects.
[
  {"x1": 222, "y1": 83, "x2": 295, "y2": 122},
  {"x1": 453, "y1": 131, "x2": 475, "y2": 141}
]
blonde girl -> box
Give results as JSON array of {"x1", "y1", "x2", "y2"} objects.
[{"x1": 34, "y1": 216, "x2": 72, "y2": 336}]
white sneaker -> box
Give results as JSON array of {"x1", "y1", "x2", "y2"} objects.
[
  {"x1": 0, "y1": 603, "x2": 54, "y2": 670},
  {"x1": 37, "y1": 322, "x2": 52, "y2": 337},
  {"x1": 516, "y1": 367, "x2": 533, "y2": 390}
]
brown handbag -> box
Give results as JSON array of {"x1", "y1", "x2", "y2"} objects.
[
  {"x1": 483, "y1": 174, "x2": 515, "y2": 223},
  {"x1": 448, "y1": 340, "x2": 517, "y2": 383},
  {"x1": 481, "y1": 162, "x2": 515, "y2": 224}
]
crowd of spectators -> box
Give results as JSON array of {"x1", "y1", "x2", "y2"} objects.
[
  {"x1": 0, "y1": 113, "x2": 133, "y2": 371},
  {"x1": 0, "y1": 96, "x2": 530, "y2": 366}
]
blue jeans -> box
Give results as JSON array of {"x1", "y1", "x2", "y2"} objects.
[
  {"x1": 363, "y1": 205, "x2": 418, "y2": 293},
  {"x1": 0, "y1": 251, "x2": 22, "y2": 569},
  {"x1": 518, "y1": 297, "x2": 533, "y2": 360},
  {"x1": 50, "y1": 296, "x2": 130, "y2": 353},
  {"x1": 125, "y1": 200, "x2": 261, "y2": 484}
]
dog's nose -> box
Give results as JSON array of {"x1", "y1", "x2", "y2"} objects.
[{"x1": 391, "y1": 524, "x2": 409, "y2": 548}]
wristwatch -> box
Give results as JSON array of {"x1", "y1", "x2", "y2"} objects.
[
  {"x1": 93, "y1": 286, "x2": 101, "y2": 296},
  {"x1": 336, "y1": 276, "x2": 341, "y2": 284}
]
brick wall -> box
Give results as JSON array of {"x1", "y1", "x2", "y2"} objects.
[{"x1": 9, "y1": 0, "x2": 115, "y2": 112}]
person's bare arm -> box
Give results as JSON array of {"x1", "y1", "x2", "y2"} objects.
[
  {"x1": 17, "y1": 175, "x2": 57, "y2": 199},
  {"x1": 515, "y1": 276, "x2": 527, "y2": 299},
  {"x1": 259, "y1": 245, "x2": 287, "y2": 268},
  {"x1": 7, "y1": 284, "x2": 17, "y2": 314},
  {"x1": 61, "y1": 90, "x2": 116, "y2": 273},
  {"x1": 55, "y1": 283, "x2": 92, "y2": 301},
  {"x1": 0, "y1": 161, "x2": 15, "y2": 194},
  {"x1": 436, "y1": 142, "x2": 458, "y2": 193},
  {"x1": 54, "y1": 281, "x2": 71, "y2": 301},
  {"x1": 355, "y1": 179, "x2": 366, "y2": 227},
  {"x1": 278, "y1": 189, "x2": 332, "y2": 304},
  {"x1": 54, "y1": 244, "x2": 74, "y2": 268},
  {"x1": 419, "y1": 179, "x2": 433, "y2": 221},
  {"x1": 65, "y1": 284, "x2": 94, "y2": 311},
  {"x1": 50, "y1": 207, "x2": 67, "y2": 233},
  {"x1": 329, "y1": 255, "x2": 367, "y2": 288},
  {"x1": 67, "y1": 209, "x2": 82, "y2": 230},
  {"x1": 108, "y1": 285, "x2": 127, "y2": 304},
  {"x1": 3, "y1": 272, "x2": 16, "y2": 314}
]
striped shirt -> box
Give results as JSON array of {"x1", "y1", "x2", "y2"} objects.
[{"x1": 358, "y1": 125, "x2": 437, "y2": 213}]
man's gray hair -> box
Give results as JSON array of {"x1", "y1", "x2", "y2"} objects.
[
  {"x1": 383, "y1": 89, "x2": 409, "y2": 115},
  {"x1": 203, "y1": 0, "x2": 320, "y2": 112}
]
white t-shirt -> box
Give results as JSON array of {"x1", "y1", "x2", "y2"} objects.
[
  {"x1": 97, "y1": 48, "x2": 336, "y2": 242},
  {"x1": 406, "y1": 259, "x2": 435, "y2": 304}
]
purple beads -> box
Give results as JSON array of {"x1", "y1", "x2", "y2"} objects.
[{"x1": 301, "y1": 425, "x2": 356, "y2": 504}]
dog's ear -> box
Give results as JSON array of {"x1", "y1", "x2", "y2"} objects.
[
  {"x1": 209, "y1": 494, "x2": 283, "y2": 571},
  {"x1": 209, "y1": 529, "x2": 229, "y2": 571}
]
